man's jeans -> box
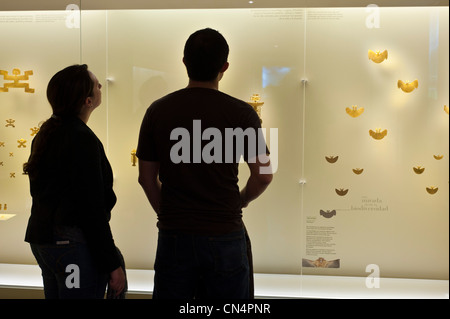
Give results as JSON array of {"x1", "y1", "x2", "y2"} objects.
[
  {"x1": 30, "y1": 226, "x2": 108, "y2": 299},
  {"x1": 153, "y1": 229, "x2": 250, "y2": 299}
]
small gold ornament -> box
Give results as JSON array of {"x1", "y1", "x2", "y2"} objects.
[
  {"x1": 413, "y1": 166, "x2": 425, "y2": 174},
  {"x1": 325, "y1": 156, "x2": 339, "y2": 163},
  {"x1": 17, "y1": 138, "x2": 27, "y2": 148},
  {"x1": 346, "y1": 105, "x2": 364, "y2": 118},
  {"x1": 247, "y1": 94, "x2": 264, "y2": 123},
  {"x1": 131, "y1": 149, "x2": 137, "y2": 166},
  {"x1": 398, "y1": 80, "x2": 418, "y2": 93},
  {"x1": 5, "y1": 119, "x2": 15, "y2": 128},
  {"x1": 0, "y1": 68, "x2": 35, "y2": 93},
  {"x1": 335, "y1": 188, "x2": 349, "y2": 196},
  {"x1": 368, "y1": 50, "x2": 388, "y2": 63},
  {"x1": 30, "y1": 127, "x2": 40, "y2": 136},
  {"x1": 369, "y1": 128, "x2": 388, "y2": 140}
]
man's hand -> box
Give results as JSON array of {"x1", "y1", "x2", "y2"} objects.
[{"x1": 109, "y1": 266, "x2": 126, "y2": 297}]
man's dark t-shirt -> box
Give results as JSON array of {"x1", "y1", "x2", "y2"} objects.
[{"x1": 136, "y1": 87, "x2": 266, "y2": 235}]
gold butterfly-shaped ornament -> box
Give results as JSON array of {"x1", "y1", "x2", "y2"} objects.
[
  {"x1": 325, "y1": 156, "x2": 339, "y2": 163},
  {"x1": 369, "y1": 128, "x2": 387, "y2": 140},
  {"x1": 398, "y1": 80, "x2": 418, "y2": 93},
  {"x1": 346, "y1": 105, "x2": 364, "y2": 118},
  {"x1": 335, "y1": 188, "x2": 349, "y2": 196},
  {"x1": 368, "y1": 50, "x2": 388, "y2": 63}
]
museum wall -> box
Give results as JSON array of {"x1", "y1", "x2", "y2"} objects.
[{"x1": 0, "y1": 5, "x2": 448, "y2": 280}]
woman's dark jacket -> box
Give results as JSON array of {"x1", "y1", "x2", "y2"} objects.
[{"x1": 25, "y1": 116, "x2": 121, "y2": 273}]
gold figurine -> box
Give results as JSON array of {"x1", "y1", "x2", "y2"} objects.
[
  {"x1": 426, "y1": 186, "x2": 438, "y2": 195},
  {"x1": 30, "y1": 127, "x2": 40, "y2": 136},
  {"x1": 369, "y1": 128, "x2": 387, "y2": 140},
  {"x1": 398, "y1": 80, "x2": 418, "y2": 93},
  {"x1": 5, "y1": 119, "x2": 15, "y2": 128},
  {"x1": 0, "y1": 68, "x2": 35, "y2": 93},
  {"x1": 17, "y1": 138, "x2": 27, "y2": 148},
  {"x1": 368, "y1": 50, "x2": 388, "y2": 63},
  {"x1": 247, "y1": 94, "x2": 264, "y2": 123},
  {"x1": 325, "y1": 156, "x2": 339, "y2": 163},
  {"x1": 346, "y1": 105, "x2": 364, "y2": 118},
  {"x1": 413, "y1": 166, "x2": 425, "y2": 174},
  {"x1": 335, "y1": 188, "x2": 349, "y2": 196},
  {"x1": 352, "y1": 168, "x2": 364, "y2": 175},
  {"x1": 433, "y1": 155, "x2": 444, "y2": 160},
  {"x1": 302, "y1": 257, "x2": 340, "y2": 268},
  {"x1": 131, "y1": 149, "x2": 137, "y2": 166}
]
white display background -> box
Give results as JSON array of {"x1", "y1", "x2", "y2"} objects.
[{"x1": 0, "y1": 7, "x2": 448, "y2": 280}]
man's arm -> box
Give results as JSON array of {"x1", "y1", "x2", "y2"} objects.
[
  {"x1": 138, "y1": 159, "x2": 161, "y2": 214},
  {"x1": 240, "y1": 155, "x2": 273, "y2": 208}
]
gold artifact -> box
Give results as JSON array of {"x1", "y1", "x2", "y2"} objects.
[
  {"x1": 320, "y1": 210, "x2": 336, "y2": 218},
  {"x1": 397, "y1": 80, "x2": 418, "y2": 93},
  {"x1": 352, "y1": 168, "x2": 364, "y2": 175},
  {"x1": 433, "y1": 155, "x2": 443, "y2": 160},
  {"x1": 0, "y1": 69, "x2": 35, "y2": 93},
  {"x1": 325, "y1": 156, "x2": 338, "y2": 163},
  {"x1": 17, "y1": 138, "x2": 27, "y2": 148},
  {"x1": 0, "y1": 142, "x2": 4, "y2": 147},
  {"x1": 426, "y1": 186, "x2": 438, "y2": 195},
  {"x1": 5, "y1": 119, "x2": 15, "y2": 128},
  {"x1": 346, "y1": 105, "x2": 364, "y2": 118},
  {"x1": 335, "y1": 188, "x2": 349, "y2": 196},
  {"x1": 369, "y1": 128, "x2": 387, "y2": 140},
  {"x1": 445, "y1": 105, "x2": 449, "y2": 114},
  {"x1": 413, "y1": 166, "x2": 425, "y2": 174},
  {"x1": 30, "y1": 127, "x2": 40, "y2": 136},
  {"x1": 0, "y1": 162, "x2": 3, "y2": 166},
  {"x1": 10, "y1": 173, "x2": 15, "y2": 178},
  {"x1": 131, "y1": 149, "x2": 137, "y2": 166},
  {"x1": 9, "y1": 152, "x2": 13, "y2": 157},
  {"x1": 247, "y1": 94, "x2": 264, "y2": 123},
  {"x1": 368, "y1": 50, "x2": 388, "y2": 63},
  {"x1": 302, "y1": 257, "x2": 340, "y2": 268}
]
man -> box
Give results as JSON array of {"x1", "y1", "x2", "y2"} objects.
[{"x1": 137, "y1": 28, "x2": 272, "y2": 299}]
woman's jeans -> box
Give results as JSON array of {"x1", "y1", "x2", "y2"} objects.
[
  {"x1": 30, "y1": 226, "x2": 108, "y2": 299},
  {"x1": 153, "y1": 229, "x2": 250, "y2": 299}
]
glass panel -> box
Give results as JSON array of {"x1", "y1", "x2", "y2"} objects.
[
  {"x1": 104, "y1": 8, "x2": 305, "y2": 270},
  {"x1": 302, "y1": 6, "x2": 449, "y2": 282},
  {"x1": 0, "y1": 2, "x2": 81, "y2": 260}
]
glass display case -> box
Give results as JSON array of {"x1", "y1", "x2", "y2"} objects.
[{"x1": 0, "y1": 0, "x2": 448, "y2": 293}]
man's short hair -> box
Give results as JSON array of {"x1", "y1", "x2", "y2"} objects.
[{"x1": 183, "y1": 28, "x2": 229, "y2": 82}]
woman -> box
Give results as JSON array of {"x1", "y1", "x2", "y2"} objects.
[{"x1": 23, "y1": 64, "x2": 126, "y2": 299}]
